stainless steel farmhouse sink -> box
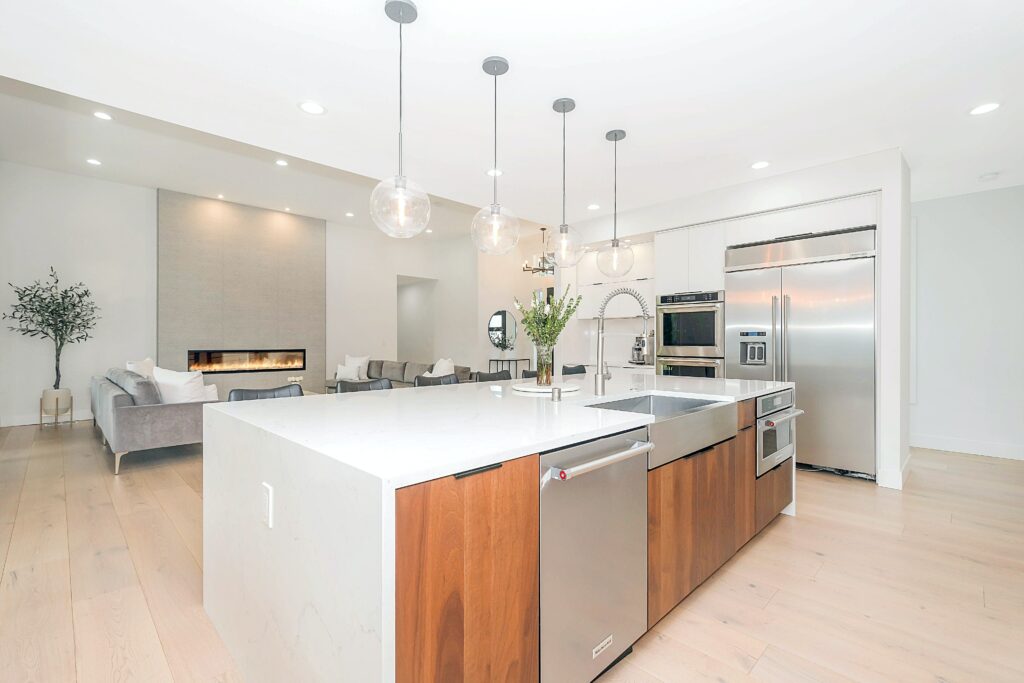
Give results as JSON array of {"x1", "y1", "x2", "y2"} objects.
[{"x1": 589, "y1": 394, "x2": 737, "y2": 469}]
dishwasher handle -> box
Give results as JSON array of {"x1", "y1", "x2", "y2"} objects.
[{"x1": 551, "y1": 441, "x2": 654, "y2": 482}]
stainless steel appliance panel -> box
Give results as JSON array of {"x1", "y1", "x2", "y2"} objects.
[
  {"x1": 541, "y1": 428, "x2": 649, "y2": 683},
  {"x1": 756, "y1": 389, "x2": 794, "y2": 418},
  {"x1": 782, "y1": 258, "x2": 875, "y2": 475},
  {"x1": 725, "y1": 268, "x2": 782, "y2": 382},
  {"x1": 725, "y1": 226, "x2": 876, "y2": 272},
  {"x1": 656, "y1": 357, "x2": 724, "y2": 378},
  {"x1": 656, "y1": 292, "x2": 725, "y2": 358}
]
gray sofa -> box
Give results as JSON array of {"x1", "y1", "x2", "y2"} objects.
[
  {"x1": 365, "y1": 359, "x2": 473, "y2": 388},
  {"x1": 91, "y1": 368, "x2": 214, "y2": 475}
]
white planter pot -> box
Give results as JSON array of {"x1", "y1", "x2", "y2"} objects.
[{"x1": 41, "y1": 388, "x2": 73, "y2": 416}]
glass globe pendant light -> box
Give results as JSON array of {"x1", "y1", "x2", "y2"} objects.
[
  {"x1": 551, "y1": 97, "x2": 585, "y2": 267},
  {"x1": 596, "y1": 129, "x2": 634, "y2": 278},
  {"x1": 471, "y1": 56, "x2": 520, "y2": 255},
  {"x1": 370, "y1": 0, "x2": 430, "y2": 238}
]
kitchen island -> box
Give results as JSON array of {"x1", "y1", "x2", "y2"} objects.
[{"x1": 203, "y1": 371, "x2": 794, "y2": 683}]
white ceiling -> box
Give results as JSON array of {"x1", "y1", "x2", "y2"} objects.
[{"x1": 1, "y1": 0, "x2": 1022, "y2": 226}]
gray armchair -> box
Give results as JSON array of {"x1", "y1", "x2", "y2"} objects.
[{"x1": 91, "y1": 368, "x2": 213, "y2": 475}]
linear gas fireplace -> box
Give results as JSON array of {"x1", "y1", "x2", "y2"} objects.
[{"x1": 187, "y1": 349, "x2": 306, "y2": 374}]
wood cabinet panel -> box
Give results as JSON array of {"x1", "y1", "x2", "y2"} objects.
[
  {"x1": 647, "y1": 453, "x2": 699, "y2": 628},
  {"x1": 755, "y1": 456, "x2": 794, "y2": 534},
  {"x1": 396, "y1": 455, "x2": 539, "y2": 683},
  {"x1": 732, "y1": 428, "x2": 756, "y2": 552},
  {"x1": 737, "y1": 399, "x2": 756, "y2": 430},
  {"x1": 695, "y1": 440, "x2": 736, "y2": 584}
]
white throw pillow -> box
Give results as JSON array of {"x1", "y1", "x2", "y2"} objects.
[
  {"x1": 425, "y1": 358, "x2": 455, "y2": 378},
  {"x1": 345, "y1": 354, "x2": 370, "y2": 380},
  {"x1": 152, "y1": 366, "x2": 207, "y2": 403},
  {"x1": 126, "y1": 357, "x2": 156, "y2": 378},
  {"x1": 203, "y1": 383, "x2": 219, "y2": 401},
  {"x1": 336, "y1": 364, "x2": 360, "y2": 381}
]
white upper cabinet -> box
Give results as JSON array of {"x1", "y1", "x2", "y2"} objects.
[
  {"x1": 687, "y1": 224, "x2": 727, "y2": 292},
  {"x1": 654, "y1": 229, "x2": 690, "y2": 295}
]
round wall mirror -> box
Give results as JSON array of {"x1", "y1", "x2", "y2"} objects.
[{"x1": 487, "y1": 310, "x2": 517, "y2": 351}]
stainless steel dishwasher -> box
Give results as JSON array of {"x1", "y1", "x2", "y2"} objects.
[{"x1": 540, "y1": 427, "x2": 651, "y2": 682}]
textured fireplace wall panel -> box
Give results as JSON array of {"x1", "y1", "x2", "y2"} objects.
[{"x1": 157, "y1": 190, "x2": 326, "y2": 398}]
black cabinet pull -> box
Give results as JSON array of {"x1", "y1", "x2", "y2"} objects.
[{"x1": 454, "y1": 462, "x2": 503, "y2": 479}]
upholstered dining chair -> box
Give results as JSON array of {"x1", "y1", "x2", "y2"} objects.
[
  {"x1": 562, "y1": 364, "x2": 587, "y2": 376},
  {"x1": 475, "y1": 370, "x2": 512, "y2": 382},
  {"x1": 413, "y1": 374, "x2": 459, "y2": 387},
  {"x1": 522, "y1": 369, "x2": 538, "y2": 379},
  {"x1": 227, "y1": 383, "x2": 304, "y2": 401},
  {"x1": 335, "y1": 378, "x2": 393, "y2": 393}
]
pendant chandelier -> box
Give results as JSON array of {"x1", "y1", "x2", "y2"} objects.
[
  {"x1": 596, "y1": 129, "x2": 634, "y2": 278},
  {"x1": 522, "y1": 227, "x2": 556, "y2": 276},
  {"x1": 471, "y1": 56, "x2": 520, "y2": 255},
  {"x1": 551, "y1": 98, "x2": 585, "y2": 267},
  {"x1": 370, "y1": 0, "x2": 431, "y2": 238}
]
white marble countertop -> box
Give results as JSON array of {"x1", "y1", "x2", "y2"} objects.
[{"x1": 206, "y1": 370, "x2": 793, "y2": 489}]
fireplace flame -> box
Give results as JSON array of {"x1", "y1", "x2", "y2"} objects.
[{"x1": 188, "y1": 351, "x2": 305, "y2": 373}]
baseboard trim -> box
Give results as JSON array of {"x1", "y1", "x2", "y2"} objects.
[
  {"x1": 910, "y1": 433, "x2": 1022, "y2": 461},
  {"x1": 1, "y1": 411, "x2": 94, "y2": 428}
]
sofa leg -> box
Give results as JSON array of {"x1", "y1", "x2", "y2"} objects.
[{"x1": 114, "y1": 452, "x2": 127, "y2": 475}]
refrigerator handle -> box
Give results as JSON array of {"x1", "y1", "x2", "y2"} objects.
[
  {"x1": 771, "y1": 295, "x2": 778, "y2": 382},
  {"x1": 782, "y1": 294, "x2": 791, "y2": 381}
]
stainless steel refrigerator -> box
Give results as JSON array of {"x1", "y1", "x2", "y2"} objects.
[{"x1": 725, "y1": 227, "x2": 876, "y2": 476}]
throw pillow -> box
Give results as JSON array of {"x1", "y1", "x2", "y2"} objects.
[
  {"x1": 336, "y1": 364, "x2": 360, "y2": 381},
  {"x1": 425, "y1": 358, "x2": 455, "y2": 378},
  {"x1": 203, "y1": 384, "x2": 219, "y2": 401},
  {"x1": 345, "y1": 354, "x2": 370, "y2": 380},
  {"x1": 126, "y1": 357, "x2": 156, "y2": 378},
  {"x1": 152, "y1": 366, "x2": 207, "y2": 404}
]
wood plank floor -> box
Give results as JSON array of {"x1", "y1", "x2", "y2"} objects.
[{"x1": 1, "y1": 422, "x2": 1022, "y2": 682}]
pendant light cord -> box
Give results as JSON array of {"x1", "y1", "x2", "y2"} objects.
[
  {"x1": 492, "y1": 74, "x2": 498, "y2": 206},
  {"x1": 561, "y1": 111, "x2": 566, "y2": 226},
  {"x1": 398, "y1": 22, "x2": 404, "y2": 177},
  {"x1": 613, "y1": 138, "x2": 618, "y2": 241}
]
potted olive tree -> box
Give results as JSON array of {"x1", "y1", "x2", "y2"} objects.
[{"x1": 4, "y1": 268, "x2": 100, "y2": 422}]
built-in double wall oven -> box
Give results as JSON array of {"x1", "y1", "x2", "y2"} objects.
[{"x1": 656, "y1": 291, "x2": 726, "y2": 378}]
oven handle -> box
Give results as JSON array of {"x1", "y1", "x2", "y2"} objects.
[
  {"x1": 660, "y1": 358, "x2": 722, "y2": 367},
  {"x1": 550, "y1": 441, "x2": 654, "y2": 482},
  {"x1": 758, "y1": 408, "x2": 804, "y2": 430}
]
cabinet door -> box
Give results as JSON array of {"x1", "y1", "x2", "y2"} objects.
[
  {"x1": 732, "y1": 427, "x2": 756, "y2": 552},
  {"x1": 655, "y1": 229, "x2": 690, "y2": 295},
  {"x1": 755, "y1": 457, "x2": 794, "y2": 534},
  {"x1": 687, "y1": 224, "x2": 726, "y2": 292},
  {"x1": 647, "y1": 454, "x2": 699, "y2": 628},
  {"x1": 396, "y1": 455, "x2": 540, "y2": 683},
  {"x1": 695, "y1": 440, "x2": 736, "y2": 583}
]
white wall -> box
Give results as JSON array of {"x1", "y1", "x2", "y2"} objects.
[
  {"x1": 570, "y1": 149, "x2": 912, "y2": 489},
  {"x1": 910, "y1": 185, "x2": 1024, "y2": 460},
  {"x1": 0, "y1": 161, "x2": 156, "y2": 426},
  {"x1": 397, "y1": 279, "x2": 436, "y2": 363}
]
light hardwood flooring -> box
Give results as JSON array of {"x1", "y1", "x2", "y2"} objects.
[{"x1": 1, "y1": 422, "x2": 1022, "y2": 682}]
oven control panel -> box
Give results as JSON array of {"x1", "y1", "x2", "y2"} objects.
[{"x1": 658, "y1": 290, "x2": 724, "y2": 305}]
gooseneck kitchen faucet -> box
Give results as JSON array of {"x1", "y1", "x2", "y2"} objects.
[{"x1": 595, "y1": 288, "x2": 650, "y2": 396}]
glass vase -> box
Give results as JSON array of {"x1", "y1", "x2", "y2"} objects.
[{"x1": 536, "y1": 344, "x2": 554, "y2": 386}]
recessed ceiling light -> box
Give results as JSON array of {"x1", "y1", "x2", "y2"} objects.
[
  {"x1": 587, "y1": 204, "x2": 600, "y2": 211},
  {"x1": 751, "y1": 161, "x2": 771, "y2": 170},
  {"x1": 284, "y1": 207, "x2": 291, "y2": 212},
  {"x1": 93, "y1": 111, "x2": 112, "y2": 121},
  {"x1": 979, "y1": 171, "x2": 1001, "y2": 182},
  {"x1": 217, "y1": 194, "x2": 224, "y2": 199},
  {"x1": 275, "y1": 159, "x2": 289, "y2": 167},
  {"x1": 425, "y1": 229, "x2": 433, "y2": 233},
  {"x1": 298, "y1": 101, "x2": 326, "y2": 115},
  {"x1": 486, "y1": 168, "x2": 503, "y2": 177},
  {"x1": 970, "y1": 102, "x2": 1000, "y2": 116},
  {"x1": 86, "y1": 158, "x2": 102, "y2": 166},
  {"x1": 344, "y1": 212, "x2": 355, "y2": 218}
]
